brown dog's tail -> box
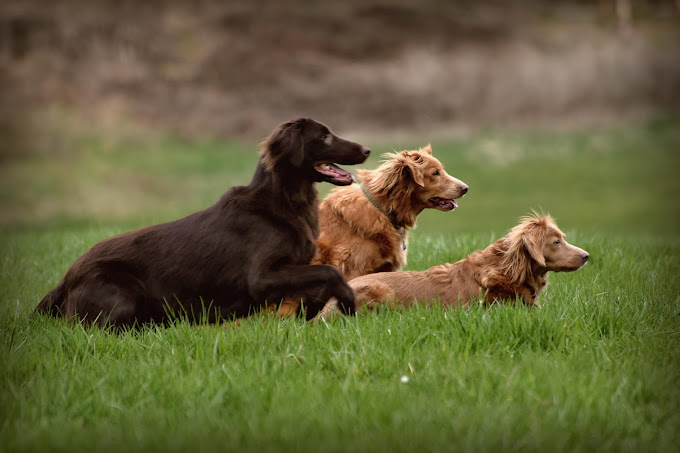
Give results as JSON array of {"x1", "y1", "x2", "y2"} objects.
[{"x1": 35, "y1": 283, "x2": 66, "y2": 317}]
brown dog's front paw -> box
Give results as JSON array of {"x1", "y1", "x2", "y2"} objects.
[{"x1": 334, "y1": 286, "x2": 356, "y2": 315}]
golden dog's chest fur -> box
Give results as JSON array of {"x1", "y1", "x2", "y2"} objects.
[{"x1": 313, "y1": 184, "x2": 407, "y2": 279}]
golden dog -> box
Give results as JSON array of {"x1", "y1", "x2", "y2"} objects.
[
  {"x1": 319, "y1": 214, "x2": 589, "y2": 316},
  {"x1": 315, "y1": 144, "x2": 468, "y2": 279}
]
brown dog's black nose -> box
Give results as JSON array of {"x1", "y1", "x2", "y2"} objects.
[
  {"x1": 581, "y1": 252, "x2": 589, "y2": 261},
  {"x1": 461, "y1": 184, "x2": 469, "y2": 195},
  {"x1": 361, "y1": 146, "x2": 371, "y2": 157}
]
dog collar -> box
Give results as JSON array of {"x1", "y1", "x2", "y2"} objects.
[{"x1": 359, "y1": 183, "x2": 407, "y2": 250}]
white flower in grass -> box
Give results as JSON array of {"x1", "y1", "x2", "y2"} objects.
[{"x1": 400, "y1": 375, "x2": 409, "y2": 383}]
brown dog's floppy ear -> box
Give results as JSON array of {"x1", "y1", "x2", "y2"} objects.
[
  {"x1": 402, "y1": 151, "x2": 425, "y2": 187},
  {"x1": 500, "y1": 216, "x2": 550, "y2": 284},
  {"x1": 523, "y1": 233, "x2": 546, "y2": 267},
  {"x1": 500, "y1": 232, "x2": 531, "y2": 285},
  {"x1": 260, "y1": 119, "x2": 305, "y2": 170},
  {"x1": 520, "y1": 218, "x2": 548, "y2": 267}
]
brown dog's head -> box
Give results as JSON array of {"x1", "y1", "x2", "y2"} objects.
[
  {"x1": 363, "y1": 145, "x2": 468, "y2": 224},
  {"x1": 500, "y1": 214, "x2": 589, "y2": 283},
  {"x1": 260, "y1": 118, "x2": 370, "y2": 185}
]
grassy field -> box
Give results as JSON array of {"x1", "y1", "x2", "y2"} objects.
[{"x1": 1, "y1": 117, "x2": 679, "y2": 452}]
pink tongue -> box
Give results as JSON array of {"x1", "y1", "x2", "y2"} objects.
[
  {"x1": 433, "y1": 198, "x2": 457, "y2": 210},
  {"x1": 315, "y1": 163, "x2": 355, "y2": 182}
]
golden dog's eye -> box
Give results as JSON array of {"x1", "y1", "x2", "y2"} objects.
[
  {"x1": 432, "y1": 170, "x2": 440, "y2": 176},
  {"x1": 554, "y1": 239, "x2": 561, "y2": 245}
]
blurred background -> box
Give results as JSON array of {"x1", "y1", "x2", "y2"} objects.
[{"x1": 1, "y1": 0, "x2": 679, "y2": 234}]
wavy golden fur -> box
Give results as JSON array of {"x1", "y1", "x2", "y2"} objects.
[
  {"x1": 275, "y1": 145, "x2": 468, "y2": 318},
  {"x1": 317, "y1": 214, "x2": 589, "y2": 317},
  {"x1": 316, "y1": 144, "x2": 468, "y2": 279}
]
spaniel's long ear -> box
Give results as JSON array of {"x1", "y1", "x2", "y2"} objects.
[
  {"x1": 521, "y1": 212, "x2": 551, "y2": 267},
  {"x1": 401, "y1": 151, "x2": 426, "y2": 187},
  {"x1": 523, "y1": 232, "x2": 546, "y2": 267},
  {"x1": 500, "y1": 233, "x2": 532, "y2": 285},
  {"x1": 260, "y1": 119, "x2": 305, "y2": 170},
  {"x1": 501, "y1": 215, "x2": 550, "y2": 284}
]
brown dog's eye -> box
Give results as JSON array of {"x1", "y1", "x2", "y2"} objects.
[
  {"x1": 554, "y1": 239, "x2": 561, "y2": 245},
  {"x1": 432, "y1": 170, "x2": 440, "y2": 176}
]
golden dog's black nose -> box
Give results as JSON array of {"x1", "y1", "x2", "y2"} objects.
[{"x1": 461, "y1": 184, "x2": 469, "y2": 195}]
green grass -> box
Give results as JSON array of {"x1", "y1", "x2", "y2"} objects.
[
  {"x1": 2, "y1": 116, "x2": 679, "y2": 236},
  {"x1": 1, "y1": 117, "x2": 679, "y2": 452}
]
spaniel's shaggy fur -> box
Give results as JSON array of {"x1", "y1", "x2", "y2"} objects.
[
  {"x1": 317, "y1": 145, "x2": 468, "y2": 277},
  {"x1": 319, "y1": 214, "x2": 589, "y2": 316}
]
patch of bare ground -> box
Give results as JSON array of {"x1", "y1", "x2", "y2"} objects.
[{"x1": 0, "y1": 0, "x2": 678, "y2": 153}]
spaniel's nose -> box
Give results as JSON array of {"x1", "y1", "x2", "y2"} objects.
[
  {"x1": 581, "y1": 252, "x2": 590, "y2": 261},
  {"x1": 361, "y1": 146, "x2": 371, "y2": 157},
  {"x1": 460, "y1": 184, "x2": 469, "y2": 195}
]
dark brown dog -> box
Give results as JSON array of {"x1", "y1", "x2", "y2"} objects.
[{"x1": 35, "y1": 118, "x2": 370, "y2": 327}]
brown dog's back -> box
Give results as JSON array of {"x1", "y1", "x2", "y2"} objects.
[
  {"x1": 348, "y1": 264, "x2": 469, "y2": 309},
  {"x1": 36, "y1": 118, "x2": 370, "y2": 327}
]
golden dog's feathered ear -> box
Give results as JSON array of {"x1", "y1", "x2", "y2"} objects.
[
  {"x1": 259, "y1": 119, "x2": 305, "y2": 170},
  {"x1": 500, "y1": 231, "x2": 532, "y2": 285},
  {"x1": 500, "y1": 216, "x2": 548, "y2": 284},
  {"x1": 372, "y1": 150, "x2": 427, "y2": 194},
  {"x1": 523, "y1": 233, "x2": 546, "y2": 267},
  {"x1": 419, "y1": 144, "x2": 433, "y2": 155},
  {"x1": 519, "y1": 213, "x2": 550, "y2": 267},
  {"x1": 400, "y1": 151, "x2": 426, "y2": 187}
]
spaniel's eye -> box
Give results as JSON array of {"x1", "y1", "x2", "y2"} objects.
[
  {"x1": 554, "y1": 239, "x2": 561, "y2": 245},
  {"x1": 320, "y1": 134, "x2": 327, "y2": 140},
  {"x1": 432, "y1": 170, "x2": 440, "y2": 176}
]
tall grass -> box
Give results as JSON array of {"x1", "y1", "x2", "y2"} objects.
[
  {"x1": 1, "y1": 231, "x2": 678, "y2": 452},
  {"x1": 1, "y1": 118, "x2": 679, "y2": 452}
]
